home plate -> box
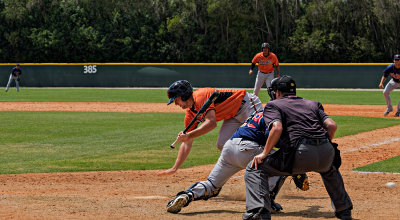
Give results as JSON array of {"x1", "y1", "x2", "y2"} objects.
[{"x1": 133, "y1": 196, "x2": 167, "y2": 199}]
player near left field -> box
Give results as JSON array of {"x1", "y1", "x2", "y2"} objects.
[
  {"x1": 379, "y1": 54, "x2": 400, "y2": 117},
  {"x1": 5, "y1": 63, "x2": 22, "y2": 92}
]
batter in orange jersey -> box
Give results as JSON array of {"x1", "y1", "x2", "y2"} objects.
[
  {"x1": 249, "y1": 42, "x2": 280, "y2": 97},
  {"x1": 158, "y1": 80, "x2": 262, "y2": 177}
]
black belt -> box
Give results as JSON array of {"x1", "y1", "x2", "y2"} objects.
[
  {"x1": 300, "y1": 138, "x2": 329, "y2": 146},
  {"x1": 260, "y1": 71, "x2": 273, "y2": 74}
]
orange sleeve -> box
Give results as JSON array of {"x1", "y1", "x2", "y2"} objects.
[
  {"x1": 184, "y1": 88, "x2": 216, "y2": 132},
  {"x1": 251, "y1": 53, "x2": 261, "y2": 64}
]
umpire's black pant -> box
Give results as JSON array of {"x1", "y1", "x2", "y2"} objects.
[{"x1": 244, "y1": 139, "x2": 353, "y2": 213}]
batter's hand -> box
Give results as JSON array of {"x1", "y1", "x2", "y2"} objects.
[
  {"x1": 177, "y1": 131, "x2": 190, "y2": 143},
  {"x1": 157, "y1": 168, "x2": 177, "y2": 176},
  {"x1": 251, "y1": 152, "x2": 268, "y2": 170},
  {"x1": 379, "y1": 83, "x2": 384, "y2": 89},
  {"x1": 249, "y1": 69, "x2": 253, "y2": 76}
]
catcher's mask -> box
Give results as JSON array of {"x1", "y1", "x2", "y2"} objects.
[
  {"x1": 167, "y1": 80, "x2": 193, "y2": 105},
  {"x1": 267, "y1": 75, "x2": 296, "y2": 100}
]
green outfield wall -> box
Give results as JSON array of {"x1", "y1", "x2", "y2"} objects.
[{"x1": 0, "y1": 63, "x2": 389, "y2": 88}]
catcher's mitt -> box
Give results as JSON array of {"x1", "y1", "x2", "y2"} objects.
[{"x1": 292, "y1": 173, "x2": 309, "y2": 191}]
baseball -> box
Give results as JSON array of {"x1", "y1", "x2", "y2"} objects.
[{"x1": 385, "y1": 182, "x2": 396, "y2": 188}]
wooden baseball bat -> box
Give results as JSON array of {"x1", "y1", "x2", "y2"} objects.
[{"x1": 170, "y1": 90, "x2": 220, "y2": 148}]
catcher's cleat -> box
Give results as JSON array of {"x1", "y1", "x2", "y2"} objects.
[
  {"x1": 395, "y1": 112, "x2": 400, "y2": 117},
  {"x1": 166, "y1": 193, "x2": 189, "y2": 213},
  {"x1": 292, "y1": 174, "x2": 309, "y2": 191}
]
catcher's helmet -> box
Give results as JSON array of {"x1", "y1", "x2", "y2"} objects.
[
  {"x1": 268, "y1": 75, "x2": 296, "y2": 100},
  {"x1": 167, "y1": 80, "x2": 193, "y2": 105},
  {"x1": 261, "y1": 42, "x2": 270, "y2": 50}
]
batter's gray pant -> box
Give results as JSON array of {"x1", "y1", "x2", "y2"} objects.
[
  {"x1": 253, "y1": 71, "x2": 274, "y2": 96},
  {"x1": 5, "y1": 74, "x2": 20, "y2": 92},
  {"x1": 216, "y1": 92, "x2": 263, "y2": 150},
  {"x1": 189, "y1": 138, "x2": 281, "y2": 200},
  {"x1": 383, "y1": 78, "x2": 400, "y2": 112},
  {"x1": 244, "y1": 140, "x2": 353, "y2": 213}
]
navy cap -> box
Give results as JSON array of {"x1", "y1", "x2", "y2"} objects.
[{"x1": 394, "y1": 54, "x2": 400, "y2": 60}]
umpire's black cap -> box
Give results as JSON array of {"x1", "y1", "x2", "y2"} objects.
[{"x1": 272, "y1": 75, "x2": 296, "y2": 94}]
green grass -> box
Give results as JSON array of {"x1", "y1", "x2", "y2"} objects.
[
  {"x1": 0, "y1": 111, "x2": 398, "y2": 174},
  {"x1": 354, "y1": 156, "x2": 400, "y2": 173},
  {"x1": 2, "y1": 88, "x2": 400, "y2": 105}
]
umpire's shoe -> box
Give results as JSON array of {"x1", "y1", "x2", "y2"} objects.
[
  {"x1": 334, "y1": 206, "x2": 352, "y2": 220},
  {"x1": 166, "y1": 191, "x2": 192, "y2": 213},
  {"x1": 242, "y1": 208, "x2": 271, "y2": 220}
]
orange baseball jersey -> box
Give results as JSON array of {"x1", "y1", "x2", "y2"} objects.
[
  {"x1": 251, "y1": 52, "x2": 279, "y2": 73},
  {"x1": 184, "y1": 88, "x2": 246, "y2": 132}
]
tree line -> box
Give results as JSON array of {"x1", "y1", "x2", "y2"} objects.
[{"x1": 0, "y1": 0, "x2": 399, "y2": 63}]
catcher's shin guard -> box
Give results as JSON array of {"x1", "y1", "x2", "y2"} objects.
[{"x1": 187, "y1": 180, "x2": 222, "y2": 201}]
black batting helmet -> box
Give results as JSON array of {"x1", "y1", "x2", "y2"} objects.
[
  {"x1": 267, "y1": 75, "x2": 296, "y2": 100},
  {"x1": 167, "y1": 80, "x2": 193, "y2": 105},
  {"x1": 261, "y1": 42, "x2": 270, "y2": 50}
]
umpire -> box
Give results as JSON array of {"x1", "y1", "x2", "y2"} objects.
[{"x1": 242, "y1": 76, "x2": 353, "y2": 220}]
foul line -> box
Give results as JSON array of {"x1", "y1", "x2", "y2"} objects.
[{"x1": 342, "y1": 137, "x2": 400, "y2": 154}]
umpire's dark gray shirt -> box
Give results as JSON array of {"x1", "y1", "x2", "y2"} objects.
[{"x1": 263, "y1": 96, "x2": 330, "y2": 146}]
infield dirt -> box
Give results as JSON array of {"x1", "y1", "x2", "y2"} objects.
[{"x1": 0, "y1": 102, "x2": 399, "y2": 220}]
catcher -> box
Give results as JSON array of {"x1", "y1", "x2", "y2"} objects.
[
  {"x1": 5, "y1": 63, "x2": 22, "y2": 92},
  {"x1": 165, "y1": 111, "x2": 309, "y2": 214}
]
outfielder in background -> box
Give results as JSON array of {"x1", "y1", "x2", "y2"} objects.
[
  {"x1": 249, "y1": 43, "x2": 280, "y2": 97},
  {"x1": 157, "y1": 80, "x2": 263, "y2": 177},
  {"x1": 379, "y1": 54, "x2": 400, "y2": 117},
  {"x1": 165, "y1": 111, "x2": 309, "y2": 214},
  {"x1": 5, "y1": 63, "x2": 22, "y2": 92}
]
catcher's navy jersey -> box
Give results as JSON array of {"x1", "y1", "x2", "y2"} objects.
[{"x1": 231, "y1": 112, "x2": 270, "y2": 146}]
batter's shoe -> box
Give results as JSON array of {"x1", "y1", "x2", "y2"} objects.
[
  {"x1": 395, "y1": 112, "x2": 400, "y2": 117},
  {"x1": 166, "y1": 193, "x2": 189, "y2": 213},
  {"x1": 242, "y1": 208, "x2": 271, "y2": 220},
  {"x1": 334, "y1": 207, "x2": 352, "y2": 220}
]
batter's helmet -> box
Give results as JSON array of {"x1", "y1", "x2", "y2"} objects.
[
  {"x1": 268, "y1": 75, "x2": 296, "y2": 100},
  {"x1": 167, "y1": 80, "x2": 193, "y2": 105},
  {"x1": 261, "y1": 42, "x2": 270, "y2": 50}
]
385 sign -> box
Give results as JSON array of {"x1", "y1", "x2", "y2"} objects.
[{"x1": 83, "y1": 65, "x2": 97, "y2": 74}]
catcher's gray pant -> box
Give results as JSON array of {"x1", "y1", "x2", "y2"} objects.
[
  {"x1": 189, "y1": 138, "x2": 281, "y2": 200},
  {"x1": 5, "y1": 74, "x2": 20, "y2": 92},
  {"x1": 253, "y1": 71, "x2": 274, "y2": 96},
  {"x1": 244, "y1": 140, "x2": 353, "y2": 213},
  {"x1": 383, "y1": 78, "x2": 400, "y2": 112},
  {"x1": 216, "y1": 92, "x2": 263, "y2": 150}
]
